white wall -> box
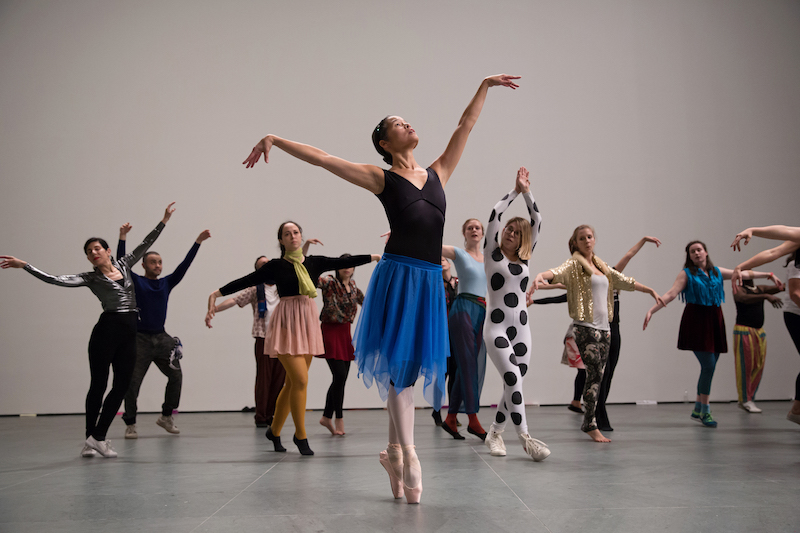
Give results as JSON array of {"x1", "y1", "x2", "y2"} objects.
[{"x1": 1, "y1": 0, "x2": 798, "y2": 415}]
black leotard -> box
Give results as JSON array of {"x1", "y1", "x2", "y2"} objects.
[
  {"x1": 219, "y1": 255, "x2": 371, "y2": 297},
  {"x1": 377, "y1": 168, "x2": 446, "y2": 265}
]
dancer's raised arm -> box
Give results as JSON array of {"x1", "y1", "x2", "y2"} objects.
[
  {"x1": 243, "y1": 136, "x2": 385, "y2": 194},
  {"x1": 430, "y1": 75, "x2": 520, "y2": 186},
  {"x1": 731, "y1": 225, "x2": 800, "y2": 251},
  {"x1": 614, "y1": 236, "x2": 661, "y2": 272}
]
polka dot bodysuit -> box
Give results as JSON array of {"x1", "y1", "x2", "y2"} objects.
[{"x1": 483, "y1": 189, "x2": 541, "y2": 436}]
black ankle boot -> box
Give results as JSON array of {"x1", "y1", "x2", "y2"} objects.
[
  {"x1": 293, "y1": 435, "x2": 314, "y2": 456},
  {"x1": 265, "y1": 426, "x2": 286, "y2": 452}
]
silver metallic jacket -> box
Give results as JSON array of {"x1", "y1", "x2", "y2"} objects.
[{"x1": 24, "y1": 222, "x2": 165, "y2": 313}]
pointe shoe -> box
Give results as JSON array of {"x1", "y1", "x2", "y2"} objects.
[
  {"x1": 378, "y1": 444, "x2": 404, "y2": 499},
  {"x1": 265, "y1": 426, "x2": 286, "y2": 452},
  {"x1": 402, "y1": 445, "x2": 422, "y2": 504}
]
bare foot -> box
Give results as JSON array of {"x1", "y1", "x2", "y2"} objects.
[
  {"x1": 570, "y1": 400, "x2": 582, "y2": 409},
  {"x1": 586, "y1": 429, "x2": 611, "y2": 443},
  {"x1": 791, "y1": 400, "x2": 800, "y2": 415},
  {"x1": 335, "y1": 418, "x2": 345, "y2": 436},
  {"x1": 319, "y1": 416, "x2": 336, "y2": 435}
]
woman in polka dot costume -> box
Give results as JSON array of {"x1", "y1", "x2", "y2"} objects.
[{"x1": 483, "y1": 167, "x2": 550, "y2": 461}]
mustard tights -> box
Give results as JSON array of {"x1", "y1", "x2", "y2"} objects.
[{"x1": 271, "y1": 354, "x2": 313, "y2": 439}]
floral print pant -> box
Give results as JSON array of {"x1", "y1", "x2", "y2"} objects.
[{"x1": 573, "y1": 325, "x2": 611, "y2": 432}]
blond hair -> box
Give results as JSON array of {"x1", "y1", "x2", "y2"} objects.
[{"x1": 505, "y1": 217, "x2": 532, "y2": 261}]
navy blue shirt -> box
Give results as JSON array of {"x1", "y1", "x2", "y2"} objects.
[{"x1": 117, "y1": 239, "x2": 200, "y2": 333}]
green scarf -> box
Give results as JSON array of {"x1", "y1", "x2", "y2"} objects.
[{"x1": 284, "y1": 249, "x2": 317, "y2": 298}]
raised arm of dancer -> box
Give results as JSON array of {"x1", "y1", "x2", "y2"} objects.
[
  {"x1": 302, "y1": 239, "x2": 323, "y2": 256},
  {"x1": 614, "y1": 236, "x2": 661, "y2": 272},
  {"x1": 730, "y1": 240, "x2": 800, "y2": 293},
  {"x1": 631, "y1": 281, "x2": 664, "y2": 306},
  {"x1": 643, "y1": 271, "x2": 688, "y2": 330},
  {"x1": 243, "y1": 136, "x2": 385, "y2": 194},
  {"x1": 166, "y1": 230, "x2": 210, "y2": 288},
  {"x1": 734, "y1": 285, "x2": 784, "y2": 308},
  {"x1": 0, "y1": 255, "x2": 90, "y2": 286},
  {"x1": 118, "y1": 202, "x2": 176, "y2": 269},
  {"x1": 718, "y1": 267, "x2": 783, "y2": 296},
  {"x1": 732, "y1": 225, "x2": 800, "y2": 251},
  {"x1": 117, "y1": 223, "x2": 132, "y2": 258},
  {"x1": 484, "y1": 167, "x2": 539, "y2": 255},
  {"x1": 429, "y1": 74, "x2": 520, "y2": 185}
]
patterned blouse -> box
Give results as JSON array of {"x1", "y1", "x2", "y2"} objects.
[
  {"x1": 318, "y1": 275, "x2": 365, "y2": 324},
  {"x1": 444, "y1": 276, "x2": 459, "y2": 313}
]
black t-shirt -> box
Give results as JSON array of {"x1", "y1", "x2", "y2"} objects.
[
  {"x1": 378, "y1": 168, "x2": 446, "y2": 265},
  {"x1": 219, "y1": 255, "x2": 371, "y2": 297},
  {"x1": 735, "y1": 286, "x2": 765, "y2": 329}
]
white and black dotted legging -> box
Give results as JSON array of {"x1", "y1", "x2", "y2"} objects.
[{"x1": 484, "y1": 189, "x2": 541, "y2": 436}]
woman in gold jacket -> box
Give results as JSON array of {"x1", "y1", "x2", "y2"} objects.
[{"x1": 530, "y1": 225, "x2": 663, "y2": 442}]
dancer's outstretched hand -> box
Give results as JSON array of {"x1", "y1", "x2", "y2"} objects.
[
  {"x1": 119, "y1": 223, "x2": 132, "y2": 239},
  {"x1": 643, "y1": 310, "x2": 653, "y2": 330},
  {"x1": 196, "y1": 230, "x2": 211, "y2": 243},
  {"x1": 243, "y1": 135, "x2": 274, "y2": 168},
  {"x1": 486, "y1": 74, "x2": 521, "y2": 89},
  {"x1": 0, "y1": 255, "x2": 26, "y2": 269},
  {"x1": 162, "y1": 202, "x2": 176, "y2": 224},
  {"x1": 731, "y1": 228, "x2": 753, "y2": 252}
]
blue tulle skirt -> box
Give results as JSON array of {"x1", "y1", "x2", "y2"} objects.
[{"x1": 353, "y1": 253, "x2": 449, "y2": 410}]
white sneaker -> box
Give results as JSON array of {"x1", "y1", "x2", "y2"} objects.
[
  {"x1": 125, "y1": 424, "x2": 138, "y2": 439},
  {"x1": 485, "y1": 428, "x2": 506, "y2": 457},
  {"x1": 742, "y1": 401, "x2": 762, "y2": 413},
  {"x1": 520, "y1": 434, "x2": 551, "y2": 462},
  {"x1": 80, "y1": 444, "x2": 97, "y2": 458},
  {"x1": 86, "y1": 436, "x2": 118, "y2": 458},
  {"x1": 157, "y1": 415, "x2": 180, "y2": 434}
]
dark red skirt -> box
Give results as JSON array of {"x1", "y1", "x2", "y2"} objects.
[
  {"x1": 316, "y1": 321, "x2": 355, "y2": 361},
  {"x1": 678, "y1": 303, "x2": 728, "y2": 354}
]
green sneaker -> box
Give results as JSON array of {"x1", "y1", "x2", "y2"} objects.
[
  {"x1": 691, "y1": 409, "x2": 701, "y2": 420},
  {"x1": 699, "y1": 412, "x2": 717, "y2": 428}
]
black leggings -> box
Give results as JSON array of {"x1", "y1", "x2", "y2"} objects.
[
  {"x1": 595, "y1": 321, "x2": 621, "y2": 427},
  {"x1": 322, "y1": 359, "x2": 351, "y2": 419},
  {"x1": 784, "y1": 313, "x2": 800, "y2": 401},
  {"x1": 86, "y1": 312, "x2": 138, "y2": 440},
  {"x1": 573, "y1": 369, "x2": 586, "y2": 402}
]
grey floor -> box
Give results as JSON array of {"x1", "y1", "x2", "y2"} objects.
[{"x1": 0, "y1": 402, "x2": 799, "y2": 533}]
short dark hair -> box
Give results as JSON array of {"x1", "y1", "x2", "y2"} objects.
[
  {"x1": 371, "y1": 116, "x2": 393, "y2": 166},
  {"x1": 254, "y1": 255, "x2": 268, "y2": 270},
  {"x1": 143, "y1": 251, "x2": 160, "y2": 261},
  {"x1": 83, "y1": 238, "x2": 109, "y2": 255}
]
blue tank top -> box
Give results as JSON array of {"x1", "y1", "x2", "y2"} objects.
[
  {"x1": 377, "y1": 168, "x2": 446, "y2": 265},
  {"x1": 680, "y1": 267, "x2": 724, "y2": 306}
]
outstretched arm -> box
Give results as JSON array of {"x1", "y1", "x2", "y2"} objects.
[
  {"x1": 119, "y1": 202, "x2": 175, "y2": 268},
  {"x1": 515, "y1": 167, "x2": 541, "y2": 253},
  {"x1": 117, "y1": 223, "x2": 132, "y2": 258},
  {"x1": 614, "y1": 236, "x2": 661, "y2": 272},
  {"x1": 441, "y1": 245, "x2": 457, "y2": 261},
  {"x1": 730, "y1": 240, "x2": 799, "y2": 294},
  {"x1": 167, "y1": 230, "x2": 210, "y2": 289},
  {"x1": 243, "y1": 136, "x2": 385, "y2": 194},
  {"x1": 732, "y1": 225, "x2": 800, "y2": 251},
  {"x1": 430, "y1": 74, "x2": 520, "y2": 185},
  {"x1": 722, "y1": 267, "x2": 783, "y2": 295},
  {"x1": 643, "y1": 271, "x2": 687, "y2": 330},
  {"x1": 1, "y1": 256, "x2": 91, "y2": 288}
]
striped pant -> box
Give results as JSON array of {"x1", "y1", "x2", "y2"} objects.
[{"x1": 733, "y1": 325, "x2": 766, "y2": 403}]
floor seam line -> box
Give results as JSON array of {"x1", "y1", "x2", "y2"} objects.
[
  {"x1": 471, "y1": 446, "x2": 554, "y2": 533},
  {"x1": 190, "y1": 455, "x2": 288, "y2": 531},
  {"x1": 0, "y1": 467, "x2": 71, "y2": 491}
]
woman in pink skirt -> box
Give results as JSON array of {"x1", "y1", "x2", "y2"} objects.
[{"x1": 207, "y1": 221, "x2": 378, "y2": 455}]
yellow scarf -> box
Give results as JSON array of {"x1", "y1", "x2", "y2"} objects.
[{"x1": 284, "y1": 249, "x2": 317, "y2": 298}]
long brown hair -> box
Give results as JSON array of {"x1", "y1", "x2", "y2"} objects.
[
  {"x1": 684, "y1": 240, "x2": 718, "y2": 277},
  {"x1": 568, "y1": 225, "x2": 595, "y2": 255}
]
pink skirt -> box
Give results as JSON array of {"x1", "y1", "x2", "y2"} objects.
[{"x1": 264, "y1": 295, "x2": 324, "y2": 357}]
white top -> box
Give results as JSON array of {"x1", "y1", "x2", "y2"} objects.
[
  {"x1": 574, "y1": 274, "x2": 610, "y2": 331},
  {"x1": 784, "y1": 262, "x2": 800, "y2": 316}
]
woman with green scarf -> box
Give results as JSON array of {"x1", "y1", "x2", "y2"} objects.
[{"x1": 207, "y1": 221, "x2": 379, "y2": 455}]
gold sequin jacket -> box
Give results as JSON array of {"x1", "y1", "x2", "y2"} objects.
[{"x1": 549, "y1": 252, "x2": 635, "y2": 323}]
